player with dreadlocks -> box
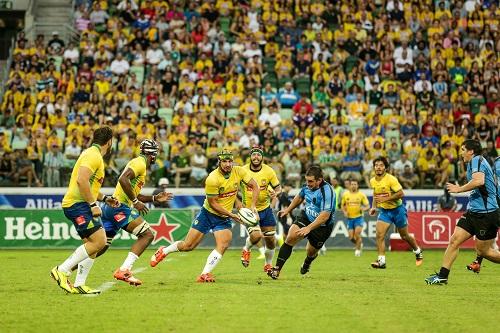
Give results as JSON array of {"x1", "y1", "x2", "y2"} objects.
[{"x1": 71, "y1": 139, "x2": 173, "y2": 291}]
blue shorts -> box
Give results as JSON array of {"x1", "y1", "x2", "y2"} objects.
[
  {"x1": 63, "y1": 202, "x2": 103, "y2": 239},
  {"x1": 258, "y1": 207, "x2": 277, "y2": 228},
  {"x1": 101, "y1": 203, "x2": 141, "y2": 238},
  {"x1": 347, "y1": 216, "x2": 364, "y2": 230},
  {"x1": 192, "y1": 207, "x2": 232, "y2": 234},
  {"x1": 378, "y1": 205, "x2": 408, "y2": 228}
]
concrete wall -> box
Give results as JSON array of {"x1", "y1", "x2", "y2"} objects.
[{"x1": 12, "y1": 0, "x2": 30, "y2": 10}]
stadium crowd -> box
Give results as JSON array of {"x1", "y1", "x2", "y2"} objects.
[{"x1": 0, "y1": 0, "x2": 499, "y2": 188}]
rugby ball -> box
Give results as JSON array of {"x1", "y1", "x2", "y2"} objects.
[{"x1": 238, "y1": 208, "x2": 258, "y2": 227}]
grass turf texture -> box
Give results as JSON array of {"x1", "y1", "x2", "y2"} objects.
[{"x1": 1, "y1": 249, "x2": 499, "y2": 333}]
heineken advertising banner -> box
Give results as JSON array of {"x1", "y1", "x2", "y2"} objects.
[
  {"x1": 0, "y1": 209, "x2": 391, "y2": 250},
  {"x1": 0, "y1": 209, "x2": 192, "y2": 248}
]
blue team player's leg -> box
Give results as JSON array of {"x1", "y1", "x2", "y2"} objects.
[{"x1": 150, "y1": 208, "x2": 232, "y2": 282}]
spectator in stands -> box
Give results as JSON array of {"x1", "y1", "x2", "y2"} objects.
[
  {"x1": 340, "y1": 147, "x2": 362, "y2": 182},
  {"x1": 398, "y1": 165, "x2": 420, "y2": 190},
  {"x1": 170, "y1": 150, "x2": 192, "y2": 188},
  {"x1": 64, "y1": 137, "x2": 81, "y2": 168},
  {"x1": 48, "y1": 31, "x2": 65, "y2": 55},
  {"x1": 278, "y1": 82, "x2": 299, "y2": 108},
  {"x1": 0, "y1": 152, "x2": 16, "y2": 185},
  {"x1": 44, "y1": 143, "x2": 64, "y2": 187},
  {"x1": 238, "y1": 125, "x2": 259, "y2": 149},
  {"x1": 189, "y1": 146, "x2": 208, "y2": 186},
  {"x1": 436, "y1": 188, "x2": 457, "y2": 212},
  {"x1": 152, "y1": 177, "x2": 171, "y2": 209},
  {"x1": 14, "y1": 149, "x2": 42, "y2": 187},
  {"x1": 284, "y1": 153, "x2": 302, "y2": 188}
]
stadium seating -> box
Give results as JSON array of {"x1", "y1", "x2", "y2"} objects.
[{"x1": 0, "y1": 0, "x2": 498, "y2": 189}]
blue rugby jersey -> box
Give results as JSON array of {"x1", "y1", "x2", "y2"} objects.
[
  {"x1": 466, "y1": 155, "x2": 499, "y2": 213},
  {"x1": 298, "y1": 181, "x2": 336, "y2": 226}
]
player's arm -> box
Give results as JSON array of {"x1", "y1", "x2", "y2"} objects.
[
  {"x1": 297, "y1": 185, "x2": 334, "y2": 236},
  {"x1": 278, "y1": 193, "x2": 304, "y2": 217},
  {"x1": 76, "y1": 166, "x2": 102, "y2": 217},
  {"x1": 207, "y1": 196, "x2": 241, "y2": 222},
  {"x1": 300, "y1": 211, "x2": 332, "y2": 234},
  {"x1": 375, "y1": 189, "x2": 404, "y2": 203},
  {"x1": 446, "y1": 172, "x2": 484, "y2": 193},
  {"x1": 246, "y1": 178, "x2": 260, "y2": 218},
  {"x1": 119, "y1": 168, "x2": 149, "y2": 215},
  {"x1": 341, "y1": 196, "x2": 348, "y2": 216},
  {"x1": 361, "y1": 194, "x2": 371, "y2": 211}
]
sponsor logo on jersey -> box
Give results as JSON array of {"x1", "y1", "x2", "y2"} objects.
[
  {"x1": 114, "y1": 212, "x2": 126, "y2": 222},
  {"x1": 75, "y1": 216, "x2": 86, "y2": 225}
]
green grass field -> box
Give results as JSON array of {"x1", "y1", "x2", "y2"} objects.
[{"x1": 1, "y1": 249, "x2": 499, "y2": 333}]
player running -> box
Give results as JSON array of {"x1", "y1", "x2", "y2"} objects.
[
  {"x1": 369, "y1": 157, "x2": 423, "y2": 269},
  {"x1": 426, "y1": 140, "x2": 500, "y2": 285},
  {"x1": 267, "y1": 165, "x2": 335, "y2": 279},
  {"x1": 341, "y1": 179, "x2": 370, "y2": 257},
  {"x1": 50, "y1": 126, "x2": 119, "y2": 294},
  {"x1": 239, "y1": 145, "x2": 281, "y2": 273},
  {"x1": 70, "y1": 140, "x2": 173, "y2": 290},
  {"x1": 465, "y1": 155, "x2": 500, "y2": 274},
  {"x1": 150, "y1": 149, "x2": 260, "y2": 282}
]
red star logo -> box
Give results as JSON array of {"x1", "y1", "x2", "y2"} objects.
[{"x1": 151, "y1": 213, "x2": 180, "y2": 244}]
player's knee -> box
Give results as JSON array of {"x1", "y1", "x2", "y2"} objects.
[
  {"x1": 96, "y1": 244, "x2": 110, "y2": 258},
  {"x1": 139, "y1": 229, "x2": 154, "y2": 243}
]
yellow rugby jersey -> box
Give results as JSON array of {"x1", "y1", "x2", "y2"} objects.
[
  {"x1": 62, "y1": 145, "x2": 104, "y2": 208},
  {"x1": 113, "y1": 155, "x2": 147, "y2": 207},
  {"x1": 341, "y1": 191, "x2": 369, "y2": 218},
  {"x1": 369, "y1": 173, "x2": 403, "y2": 210},
  {"x1": 203, "y1": 166, "x2": 252, "y2": 217},
  {"x1": 241, "y1": 164, "x2": 280, "y2": 211}
]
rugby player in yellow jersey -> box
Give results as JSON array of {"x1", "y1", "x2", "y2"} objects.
[
  {"x1": 150, "y1": 149, "x2": 260, "y2": 282},
  {"x1": 341, "y1": 179, "x2": 369, "y2": 257},
  {"x1": 50, "y1": 126, "x2": 119, "y2": 294},
  {"x1": 369, "y1": 157, "x2": 423, "y2": 269},
  {"x1": 70, "y1": 140, "x2": 173, "y2": 290},
  {"x1": 239, "y1": 145, "x2": 281, "y2": 273}
]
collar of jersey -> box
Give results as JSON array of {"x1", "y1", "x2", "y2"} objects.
[
  {"x1": 91, "y1": 144, "x2": 101, "y2": 151},
  {"x1": 139, "y1": 154, "x2": 147, "y2": 164},
  {"x1": 250, "y1": 164, "x2": 262, "y2": 172}
]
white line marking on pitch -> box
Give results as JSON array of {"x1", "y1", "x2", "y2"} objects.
[
  {"x1": 83, "y1": 266, "x2": 152, "y2": 297},
  {"x1": 83, "y1": 281, "x2": 116, "y2": 297}
]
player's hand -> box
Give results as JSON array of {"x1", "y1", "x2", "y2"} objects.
[
  {"x1": 133, "y1": 201, "x2": 149, "y2": 215},
  {"x1": 231, "y1": 213, "x2": 242, "y2": 224},
  {"x1": 235, "y1": 200, "x2": 243, "y2": 210},
  {"x1": 278, "y1": 209, "x2": 288, "y2": 218},
  {"x1": 91, "y1": 205, "x2": 102, "y2": 217},
  {"x1": 251, "y1": 207, "x2": 260, "y2": 221},
  {"x1": 105, "y1": 196, "x2": 120, "y2": 208},
  {"x1": 155, "y1": 192, "x2": 174, "y2": 202},
  {"x1": 446, "y1": 182, "x2": 461, "y2": 193},
  {"x1": 269, "y1": 190, "x2": 277, "y2": 200},
  {"x1": 296, "y1": 226, "x2": 310, "y2": 237},
  {"x1": 369, "y1": 208, "x2": 377, "y2": 216}
]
